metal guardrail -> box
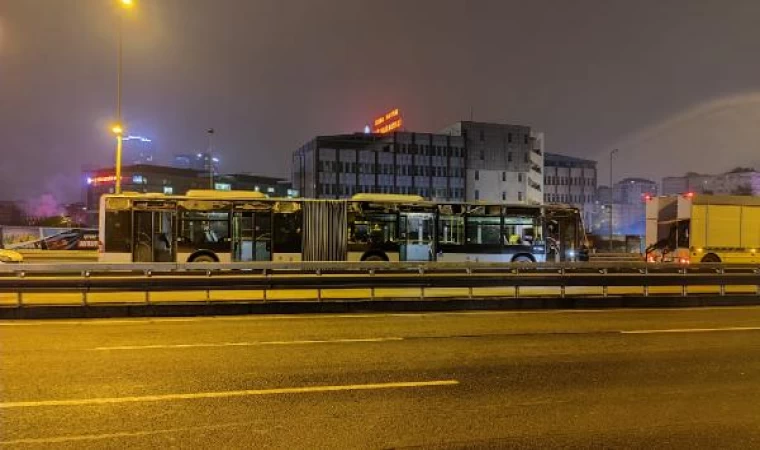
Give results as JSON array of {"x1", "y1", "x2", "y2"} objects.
[
  {"x1": 1, "y1": 262, "x2": 759, "y2": 308},
  {"x1": 16, "y1": 250, "x2": 98, "y2": 262}
]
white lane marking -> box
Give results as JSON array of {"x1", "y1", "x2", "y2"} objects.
[
  {"x1": 93, "y1": 337, "x2": 404, "y2": 351},
  {"x1": 0, "y1": 379, "x2": 459, "y2": 409},
  {"x1": 621, "y1": 326, "x2": 760, "y2": 334},
  {"x1": 0, "y1": 422, "x2": 262, "y2": 445}
]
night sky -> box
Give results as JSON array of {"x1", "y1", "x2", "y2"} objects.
[{"x1": 2, "y1": 0, "x2": 760, "y2": 203}]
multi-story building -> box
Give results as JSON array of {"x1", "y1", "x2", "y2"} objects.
[
  {"x1": 614, "y1": 178, "x2": 657, "y2": 205},
  {"x1": 440, "y1": 121, "x2": 544, "y2": 204},
  {"x1": 704, "y1": 169, "x2": 760, "y2": 195},
  {"x1": 213, "y1": 173, "x2": 295, "y2": 197},
  {"x1": 83, "y1": 164, "x2": 292, "y2": 224},
  {"x1": 661, "y1": 173, "x2": 712, "y2": 195},
  {"x1": 0, "y1": 201, "x2": 25, "y2": 226},
  {"x1": 122, "y1": 135, "x2": 156, "y2": 165},
  {"x1": 292, "y1": 132, "x2": 466, "y2": 201},
  {"x1": 293, "y1": 121, "x2": 544, "y2": 204},
  {"x1": 172, "y1": 153, "x2": 220, "y2": 175},
  {"x1": 543, "y1": 153, "x2": 597, "y2": 230},
  {"x1": 602, "y1": 178, "x2": 657, "y2": 236}
]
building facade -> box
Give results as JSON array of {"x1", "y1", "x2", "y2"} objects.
[
  {"x1": 0, "y1": 201, "x2": 25, "y2": 226},
  {"x1": 83, "y1": 165, "x2": 292, "y2": 223},
  {"x1": 614, "y1": 178, "x2": 658, "y2": 205},
  {"x1": 587, "y1": 178, "x2": 657, "y2": 236},
  {"x1": 704, "y1": 170, "x2": 760, "y2": 195},
  {"x1": 543, "y1": 152, "x2": 597, "y2": 229},
  {"x1": 293, "y1": 121, "x2": 544, "y2": 204},
  {"x1": 661, "y1": 173, "x2": 712, "y2": 195},
  {"x1": 172, "y1": 153, "x2": 220, "y2": 175},
  {"x1": 440, "y1": 121, "x2": 544, "y2": 204},
  {"x1": 663, "y1": 170, "x2": 760, "y2": 196},
  {"x1": 292, "y1": 132, "x2": 466, "y2": 201},
  {"x1": 122, "y1": 135, "x2": 156, "y2": 165}
]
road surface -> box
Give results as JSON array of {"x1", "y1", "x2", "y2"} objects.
[{"x1": 2, "y1": 307, "x2": 760, "y2": 448}]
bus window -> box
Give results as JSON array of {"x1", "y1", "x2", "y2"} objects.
[
  {"x1": 504, "y1": 216, "x2": 539, "y2": 246},
  {"x1": 273, "y1": 212, "x2": 302, "y2": 254},
  {"x1": 178, "y1": 211, "x2": 230, "y2": 252},
  {"x1": 465, "y1": 216, "x2": 501, "y2": 245},
  {"x1": 438, "y1": 215, "x2": 464, "y2": 245},
  {"x1": 104, "y1": 210, "x2": 131, "y2": 253},
  {"x1": 349, "y1": 213, "x2": 397, "y2": 245}
]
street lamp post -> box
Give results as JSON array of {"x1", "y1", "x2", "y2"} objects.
[
  {"x1": 608, "y1": 148, "x2": 619, "y2": 251},
  {"x1": 112, "y1": 124, "x2": 124, "y2": 193},
  {"x1": 207, "y1": 129, "x2": 215, "y2": 189},
  {"x1": 113, "y1": 0, "x2": 133, "y2": 194}
]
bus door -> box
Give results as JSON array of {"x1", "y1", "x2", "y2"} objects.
[
  {"x1": 133, "y1": 209, "x2": 176, "y2": 262},
  {"x1": 546, "y1": 214, "x2": 579, "y2": 262},
  {"x1": 232, "y1": 211, "x2": 272, "y2": 262},
  {"x1": 400, "y1": 213, "x2": 434, "y2": 261}
]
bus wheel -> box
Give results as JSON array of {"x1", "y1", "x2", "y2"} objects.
[
  {"x1": 701, "y1": 253, "x2": 721, "y2": 263},
  {"x1": 362, "y1": 252, "x2": 388, "y2": 262},
  {"x1": 188, "y1": 252, "x2": 218, "y2": 263},
  {"x1": 512, "y1": 254, "x2": 534, "y2": 263}
]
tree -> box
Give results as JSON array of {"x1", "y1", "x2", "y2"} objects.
[{"x1": 731, "y1": 184, "x2": 754, "y2": 196}]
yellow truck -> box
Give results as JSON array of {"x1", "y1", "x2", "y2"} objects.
[{"x1": 645, "y1": 194, "x2": 760, "y2": 264}]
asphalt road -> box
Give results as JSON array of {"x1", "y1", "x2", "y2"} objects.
[{"x1": 2, "y1": 307, "x2": 760, "y2": 448}]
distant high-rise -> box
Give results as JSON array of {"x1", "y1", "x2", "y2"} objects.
[
  {"x1": 172, "y1": 153, "x2": 220, "y2": 174},
  {"x1": 122, "y1": 135, "x2": 155, "y2": 165}
]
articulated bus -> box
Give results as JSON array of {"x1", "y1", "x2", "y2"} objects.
[{"x1": 99, "y1": 191, "x2": 586, "y2": 264}]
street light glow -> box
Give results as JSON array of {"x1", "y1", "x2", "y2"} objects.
[
  {"x1": 111, "y1": 124, "x2": 124, "y2": 135},
  {"x1": 119, "y1": 0, "x2": 135, "y2": 8}
]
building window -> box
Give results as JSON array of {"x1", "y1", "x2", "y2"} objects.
[
  {"x1": 502, "y1": 172, "x2": 506, "y2": 181},
  {"x1": 475, "y1": 189, "x2": 480, "y2": 200},
  {"x1": 479, "y1": 130, "x2": 485, "y2": 142},
  {"x1": 508, "y1": 152, "x2": 512, "y2": 162},
  {"x1": 524, "y1": 135, "x2": 529, "y2": 144},
  {"x1": 163, "y1": 186, "x2": 173, "y2": 195},
  {"x1": 508, "y1": 133, "x2": 512, "y2": 143},
  {"x1": 502, "y1": 192, "x2": 506, "y2": 201},
  {"x1": 523, "y1": 152, "x2": 529, "y2": 163},
  {"x1": 475, "y1": 170, "x2": 479, "y2": 181},
  {"x1": 518, "y1": 173, "x2": 524, "y2": 183},
  {"x1": 480, "y1": 150, "x2": 485, "y2": 161}
]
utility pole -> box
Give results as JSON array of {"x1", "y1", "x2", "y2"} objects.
[{"x1": 207, "y1": 128, "x2": 215, "y2": 189}]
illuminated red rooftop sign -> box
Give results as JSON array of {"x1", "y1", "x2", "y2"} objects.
[{"x1": 372, "y1": 108, "x2": 403, "y2": 134}]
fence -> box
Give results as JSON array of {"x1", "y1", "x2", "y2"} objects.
[{"x1": 1, "y1": 262, "x2": 759, "y2": 308}]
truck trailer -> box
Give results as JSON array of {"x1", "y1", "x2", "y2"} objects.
[{"x1": 645, "y1": 194, "x2": 760, "y2": 264}]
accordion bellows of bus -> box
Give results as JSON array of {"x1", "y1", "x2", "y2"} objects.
[{"x1": 99, "y1": 191, "x2": 586, "y2": 263}]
